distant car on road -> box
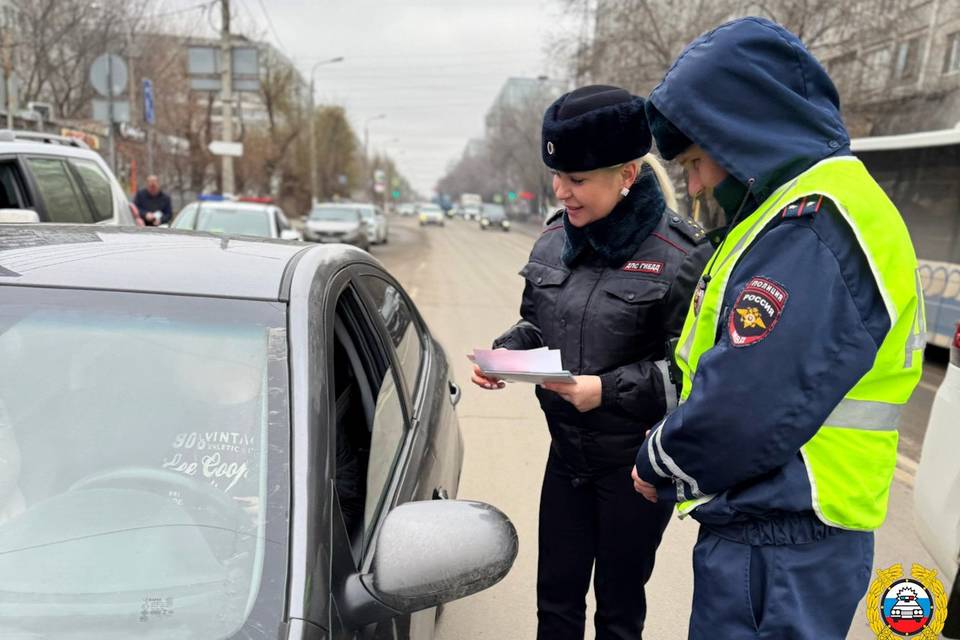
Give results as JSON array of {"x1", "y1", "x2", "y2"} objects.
[
  {"x1": 397, "y1": 203, "x2": 416, "y2": 217},
  {"x1": 0, "y1": 129, "x2": 135, "y2": 226},
  {"x1": 303, "y1": 204, "x2": 370, "y2": 250},
  {"x1": 480, "y1": 203, "x2": 511, "y2": 232},
  {"x1": 462, "y1": 203, "x2": 482, "y2": 221},
  {"x1": 914, "y1": 321, "x2": 960, "y2": 638},
  {"x1": 354, "y1": 203, "x2": 389, "y2": 245},
  {"x1": 418, "y1": 203, "x2": 445, "y2": 226},
  {"x1": 171, "y1": 200, "x2": 301, "y2": 240},
  {"x1": 0, "y1": 225, "x2": 517, "y2": 640}
]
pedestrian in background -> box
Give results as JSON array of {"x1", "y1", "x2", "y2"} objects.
[
  {"x1": 631, "y1": 17, "x2": 925, "y2": 638},
  {"x1": 133, "y1": 175, "x2": 172, "y2": 227},
  {"x1": 474, "y1": 85, "x2": 711, "y2": 640}
]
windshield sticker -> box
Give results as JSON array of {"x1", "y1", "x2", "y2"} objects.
[
  {"x1": 140, "y1": 597, "x2": 174, "y2": 623},
  {"x1": 162, "y1": 431, "x2": 253, "y2": 493}
]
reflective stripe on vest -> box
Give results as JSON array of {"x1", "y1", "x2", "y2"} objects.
[{"x1": 672, "y1": 156, "x2": 924, "y2": 530}]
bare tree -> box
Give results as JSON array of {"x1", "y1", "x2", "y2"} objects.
[{"x1": 14, "y1": 0, "x2": 153, "y2": 120}]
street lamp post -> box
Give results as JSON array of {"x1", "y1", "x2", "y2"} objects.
[
  {"x1": 363, "y1": 113, "x2": 387, "y2": 164},
  {"x1": 363, "y1": 113, "x2": 386, "y2": 199},
  {"x1": 308, "y1": 56, "x2": 344, "y2": 207}
]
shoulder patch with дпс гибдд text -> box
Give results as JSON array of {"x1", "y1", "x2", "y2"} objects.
[{"x1": 728, "y1": 276, "x2": 789, "y2": 347}]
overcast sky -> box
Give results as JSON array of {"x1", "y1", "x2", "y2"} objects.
[{"x1": 167, "y1": 0, "x2": 579, "y2": 194}]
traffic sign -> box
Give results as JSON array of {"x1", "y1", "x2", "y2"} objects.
[
  {"x1": 89, "y1": 54, "x2": 128, "y2": 98},
  {"x1": 208, "y1": 140, "x2": 244, "y2": 157},
  {"x1": 92, "y1": 99, "x2": 130, "y2": 124},
  {"x1": 143, "y1": 79, "x2": 155, "y2": 125}
]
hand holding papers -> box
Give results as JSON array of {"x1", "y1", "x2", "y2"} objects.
[{"x1": 469, "y1": 347, "x2": 575, "y2": 384}]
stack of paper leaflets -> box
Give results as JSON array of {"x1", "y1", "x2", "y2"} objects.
[{"x1": 468, "y1": 347, "x2": 575, "y2": 384}]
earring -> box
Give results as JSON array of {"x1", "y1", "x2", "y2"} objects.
[{"x1": 620, "y1": 186, "x2": 630, "y2": 197}]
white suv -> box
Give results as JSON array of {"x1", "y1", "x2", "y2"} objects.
[
  {"x1": 0, "y1": 130, "x2": 135, "y2": 225},
  {"x1": 914, "y1": 321, "x2": 960, "y2": 638}
]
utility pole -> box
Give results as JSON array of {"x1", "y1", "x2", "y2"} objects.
[
  {"x1": 308, "y1": 56, "x2": 344, "y2": 207},
  {"x1": 220, "y1": 0, "x2": 235, "y2": 195},
  {"x1": 1, "y1": 6, "x2": 15, "y2": 129}
]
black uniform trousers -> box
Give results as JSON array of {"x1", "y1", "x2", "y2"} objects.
[{"x1": 537, "y1": 448, "x2": 672, "y2": 640}]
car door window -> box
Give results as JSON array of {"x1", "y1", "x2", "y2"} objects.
[
  {"x1": 69, "y1": 159, "x2": 114, "y2": 222},
  {"x1": 360, "y1": 275, "x2": 424, "y2": 399},
  {"x1": 0, "y1": 161, "x2": 26, "y2": 209},
  {"x1": 331, "y1": 289, "x2": 411, "y2": 560},
  {"x1": 26, "y1": 157, "x2": 92, "y2": 223}
]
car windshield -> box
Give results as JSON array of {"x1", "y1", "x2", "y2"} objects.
[
  {"x1": 310, "y1": 207, "x2": 358, "y2": 222},
  {"x1": 194, "y1": 207, "x2": 272, "y2": 237},
  {"x1": 484, "y1": 207, "x2": 505, "y2": 220},
  {"x1": 421, "y1": 205, "x2": 440, "y2": 213},
  {"x1": 0, "y1": 287, "x2": 290, "y2": 640}
]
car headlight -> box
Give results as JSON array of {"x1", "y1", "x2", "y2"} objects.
[
  {"x1": 481, "y1": 219, "x2": 489, "y2": 226},
  {"x1": 420, "y1": 214, "x2": 427, "y2": 221},
  {"x1": 503, "y1": 221, "x2": 511, "y2": 228}
]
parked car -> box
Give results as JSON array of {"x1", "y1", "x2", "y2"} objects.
[
  {"x1": 418, "y1": 203, "x2": 445, "y2": 226},
  {"x1": 303, "y1": 204, "x2": 370, "y2": 250},
  {"x1": 0, "y1": 129, "x2": 135, "y2": 226},
  {"x1": 914, "y1": 321, "x2": 960, "y2": 639},
  {"x1": 397, "y1": 203, "x2": 416, "y2": 217},
  {"x1": 0, "y1": 225, "x2": 517, "y2": 639},
  {"x1": 480, "y1": 203, "x2": 511, "y2": 232},
  {"x1": 354, "y1": 203, "x2": 389, "y2": 244},
  {"x1": 171, "y1": 200, "x2": 301, "y2": 240}
]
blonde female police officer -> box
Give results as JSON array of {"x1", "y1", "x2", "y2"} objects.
[{"x1": 472, "y1": 85, "x2": 710, "y2": 640}]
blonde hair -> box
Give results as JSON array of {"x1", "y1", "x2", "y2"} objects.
[
  {"x1": 639, "y1": 154, "x2": 678, "y2": 212},
  {"x1": 611, "y1": 155, "x2": 679, "y2": 213}
]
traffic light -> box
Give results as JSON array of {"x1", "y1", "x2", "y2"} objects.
[{"x1": 507, "y1": 191, "x2": 517, "y2": 201}]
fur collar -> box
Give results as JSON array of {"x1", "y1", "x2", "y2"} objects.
[{"x1": 562, "y1": 167, "x2": 665, "y2": 267}]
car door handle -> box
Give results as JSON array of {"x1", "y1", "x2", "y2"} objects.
[{"x1": 449, "y1": 381, "x2": 461, "y2": 406}]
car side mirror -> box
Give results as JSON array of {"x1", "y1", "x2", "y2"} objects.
[
  {"x1": 0, "y1": 208, "x2": 40, "y2": 224},
  {"x1": 340, "y1": 500, "x2": 517, "y2": 629},
  {"x1": 280, "y1": 229, "x2": 301, "y2": 241}
]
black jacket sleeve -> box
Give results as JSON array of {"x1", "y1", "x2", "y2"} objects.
[
  {"x1": 598, "y1": 243, "x2": 711, "y2": 418},
  {"x1": 492, "y1": 279, "x2": 544, "y2": 350}
]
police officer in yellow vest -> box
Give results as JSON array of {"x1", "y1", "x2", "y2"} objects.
[{"x1": 630, "y1": 17, "x2": 926, "y2": 639}]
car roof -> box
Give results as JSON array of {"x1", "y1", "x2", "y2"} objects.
[
  {"x1": 189, "y1": 200, "x2": 274, "y2": 213},
  {"x1": 0, "y1": 139, "x2": 106, "y2": 162},
  {"x1": 0, "y1": 224, "x2": 312, "y2": 300}
]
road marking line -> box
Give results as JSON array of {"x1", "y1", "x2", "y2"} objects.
[
  {"x1": 894, "y1": 466, "x2": 915, "y2": 487},
  {"x1": 917, "y1": 379, "x2": 940, "y2": 393},
  {"x1": 897, "y1": 452, "x2": 919, "y2": 473}
]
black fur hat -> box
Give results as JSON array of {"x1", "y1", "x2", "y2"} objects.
[
  {"x1": 645, "y1": 101, "x2": 693, "y2": 161},
  {"x1": 541, "y1": 85, "x2": 651, "y2": 172}
]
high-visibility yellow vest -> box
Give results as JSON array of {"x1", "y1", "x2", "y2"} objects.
[{"x1": 674, "y1": 156, "x2": 925, "y2": 530}]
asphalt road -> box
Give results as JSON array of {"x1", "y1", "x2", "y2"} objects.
[{"x1": 369, "y1": 214, "x2": 943, "y2": 640}]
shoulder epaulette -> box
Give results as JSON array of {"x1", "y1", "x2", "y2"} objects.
[
  {"x1": 543, "y1": 209, "x2": 563, "y2": 227},
  {"x1": 666, "y1": 212, "x2": 707, "y2": 244},
  {"x1": 779, "y1": 194, "x2": 830, "y2": 219}
]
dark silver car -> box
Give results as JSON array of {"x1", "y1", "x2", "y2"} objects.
[
  {"x1": 0, "y1": 225, "x2": 517, "y2": 640},
  {"x1": 305, "y1": 204, "x2": 370, "y2": 249}
]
